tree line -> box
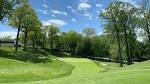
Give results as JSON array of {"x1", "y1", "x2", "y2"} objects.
[{"x1": 1, "y1": 0, "x2": 150, "y2": 66}]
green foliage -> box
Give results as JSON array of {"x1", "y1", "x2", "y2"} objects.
[
  {"x1": 47, "y1": 25, "x2": 60, "y2": 50},
  {"x1": 0, "y1": 0, "x2": 25, "y2": 21},
  {"x1": 91, "y1": 35, "x2": 109, "y2": 58},
  {"x1": 83, "y1": 28, "x2": 96, "y2": 37},
  {"x1": 9, "y1": 2, "x2": 32, "y2": 27},
  {"x1": 58, "y1": 31, "x2": 82, "y2": 54},
  {"x1": 100, "y1": 1, "x2": 139, "y2": 65},
  {"x1": 47, "y1": 25, "x2": 60, "y2": 36}
]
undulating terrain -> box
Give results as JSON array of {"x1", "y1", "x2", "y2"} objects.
[{"x1": 0, "y1": 48, "x2": 150, "y2": 84}]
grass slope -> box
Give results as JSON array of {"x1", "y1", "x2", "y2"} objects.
[
  {"x1": 94, "y1": 60, "x2": 150, "y2": 84},
  {"x1": 8, "y1": 58, "x2": 150, "y2": 84},
  {"x1": 0, "y1": 57, "x2": 74, "y2": 83},
  {"x1": 0, "y1": 47, "x2": 150, "y2": 84}
]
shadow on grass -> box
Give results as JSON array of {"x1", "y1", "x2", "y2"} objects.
[
  {"x1": 0, "y1": 49, "x2": 52, "y2": 63},
  {"x1": 50, "y1": 51, "x2": 84, "y2": 58}
]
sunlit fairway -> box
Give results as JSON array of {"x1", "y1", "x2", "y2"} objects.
[
  {"x1": 0, "y1": 57, "x2": 149, "y2": 84},
  {"x1": 0, "y1": 48, "x2": 150, "y2": 84}
]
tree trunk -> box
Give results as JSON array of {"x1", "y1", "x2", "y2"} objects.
[
  {"x1": 146, "y1": 22, "x2": 150, "y2": 43},
  {"x1": 146, "y1": 19, "x2": 150, "y2": 43},
  {"x1": 124, "y1": 27, "x2": 131, "y2": 65},
  {"x1": 116, "y1": 29, "x2": 123, "y2": 67},
  {"x1": 42, "y1": 38, "x2": 45, "y2": 50},
  {"x1": 32, "y1": 37, "x2": 35, "y2": 50},
  {"x1": 24, "y1": 27, "x2": 28, "y2": 51},
  {"x1": 114, "y1": 20, "x2": 123, "y2": 67},
  {"x1": 0, "y1": 12, "x2": 6, "y2": 21},
  {"x1": 15, "y1": 24, "x2": 21, "y2": 51},
  {"x1": 50, "y1": 35, "x2": 53, "y2": 51},
  {"x1": 35, "y1": 33, "x2": 38, "y2": 50},
  {"x1": 88, "y1": 37, "x2": 91, "y2": 56},
  {"x1": 129, "y1": 29, "x2": 134, "y2": 64}
]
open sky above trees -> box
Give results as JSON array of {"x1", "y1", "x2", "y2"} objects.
[{"x1": 0, "y1": 0, "x2": 142, "y2": 38}]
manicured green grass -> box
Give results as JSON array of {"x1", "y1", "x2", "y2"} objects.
[
  {"x1": 0, "y1": 47, "x2": 150, "y2": 84},
  {"x1": 7, "y1": 58, "x2": 150, "y2": 84},
  {"x1": 8, "y1": 58, "x2": 101, "y2": 84},
  {"x1": 0, "y1": 57, "x2": 74, "y2": 83}
]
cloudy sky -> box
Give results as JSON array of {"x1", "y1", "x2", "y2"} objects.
[{"x1": 0, "y1": 0, "x2": 139, "y2": 38}]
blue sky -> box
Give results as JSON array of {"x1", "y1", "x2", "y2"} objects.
[
  {"x1": 0, "y1": 0, "x2": 139, "y2": 38},
  {"x1": 29, "y1": 0, "x2": 108, "y2": 33}
]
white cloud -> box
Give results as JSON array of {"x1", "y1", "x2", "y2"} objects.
[
  {"x1": 83, "y1": 12, "x2": 93, "y2": 20},
  {"x1": 78, "y1": 0, "x2": 91, "y2": 11},
  {"x1": 62, "y1": 11, "x2": 68, "y2": 16},
  {"x1": 51, "y1": 10, "x2": 68, "y2": 16},
  {"x1": 96, "y1": 4, "x2": 103, "y2": 8},
  {"x1": 78, "y1": 2, "x2": 91, "y2": 11},
  {"x1": 42, "y1": 19, "x2": 67, "y2": 26},
  {"x1": 67, "y1": 1, "x2": 93, "y2": 20},
  {"x1": 67, "y1": 6, "x2": 72, "y2": 9},
  {"x1": 77, "y1": 0, "x2": 93, "y2": 20},
  {"x1": 42, "y1": 4, "x2": 49, "y2": 8},
  {"x1": 0, "y1": 31, "x2": 17, "y2": 39},
  {"x1": 67, "y1": 6, "x2": 77, "y2": 14},
  {"x1": 51, "y1": 10, "x2": 61, "y2": 14},
  {"x1": 71, "y1": 18, "x2": 76, "y2": 22},
  {"x1": 136, "y1": 28, "x2": 145, "y2": 42},
  {"x1": 51, "y1": 14, "x2": 56, "y2": 17},
  {"x1": 37, "y1": 9, "x2": 48, "y2": 14},
  {"x1": 43, "y1": 10, "x2": 48, "y2": 14},
  {"x1": 98, "y1": 31, "x2": 104, "y2": 35}
]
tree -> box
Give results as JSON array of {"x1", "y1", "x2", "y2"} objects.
[
  {"x1": 101, "y1": 1, "x2": 139, "y2": 65},
  {"x1": 66, "y1": 31, "x2": 82, "y2": 54},
  {"x1": 21, "y1": 4, "x2": 40, "y2": 51},
  {"x1": 83, "y1": 28, "x2": 96, "y2": 37},
  {"x1": 0, "y1": 0, "x2": 24, "y2": 21},
  {"x1": 101, "y1": 1, "x2": 124, "y2": 67},
  {"x1": 41, "y1": 26, "x2": 49, "y2": 50},
  {"x1": 9, "y1": 2, "x2": 35, "y2": 51},
  {"x1": 47, "y1": 25, "x2": 59, "y2": 51},
  {"x1": 58, "y1": 31, "x2": 82, "y2": 54},
  {"x1": 91, "y1": 35, "x2": 109, "y2": 59},
  {"x1": 82, "y1": 28, "x2": 96, "y2": 57},
  {"x1": 140, "y1": 0, "x2": 150, "y2": 43}
]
